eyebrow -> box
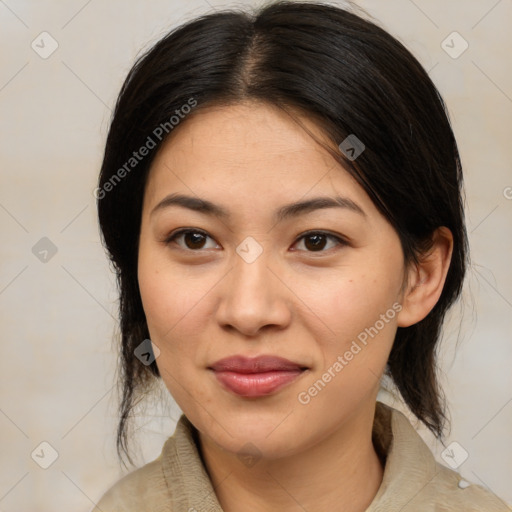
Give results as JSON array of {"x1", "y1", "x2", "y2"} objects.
[{"x1": 150, "y1": 193, "x2": 366, "y2": 222}]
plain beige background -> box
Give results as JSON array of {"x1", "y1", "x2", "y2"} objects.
[{"x1": 0, "y1": 0, "x2": 511, "y2": 510}]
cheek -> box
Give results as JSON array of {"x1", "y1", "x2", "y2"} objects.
[
  {"x1": 288, "y1": 253, "x2": 403, "y2": 386},
  {"x1": 138, "y1": 248, "x2": 210, "y2": 336},
  {"x1": 294, "y1": 275, "x2": 400, "y2": 415},
  {"x1": 137, "y1": 251, "x2": 220, "y2": 396},
  {"x1": 293, "y1": 267, "x2": 402, "y2": 338},
  {"x1": 138, "y1": 263, "x2": 200, "y2": 391}
]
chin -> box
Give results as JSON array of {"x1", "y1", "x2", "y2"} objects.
[
  {"x1": 213, "y1": 429, "x2": 301, "y2": 462},
  {"x1": 192, "y1": 405, "x2": 300, "y2": 450}
]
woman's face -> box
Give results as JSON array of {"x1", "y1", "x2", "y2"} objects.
[{"x1": 138, "y1": 101, "x2": 408, "y2": 459}]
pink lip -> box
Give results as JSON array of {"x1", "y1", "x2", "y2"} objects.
[{"x1": 209, "y1": 356, "x2": 308, "y2": 397}]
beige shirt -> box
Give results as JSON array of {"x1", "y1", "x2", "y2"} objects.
[{"x1": 93, "y1": 401, "x2": 511, "y2": 511}]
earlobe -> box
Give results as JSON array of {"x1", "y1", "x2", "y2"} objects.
[{"x1": 397, "y1": 227, "x2": 454, "y2": 328}]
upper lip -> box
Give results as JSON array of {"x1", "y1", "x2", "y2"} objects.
[{"x1": 209, "y1": 355, "x2": 308, "y2": 373}]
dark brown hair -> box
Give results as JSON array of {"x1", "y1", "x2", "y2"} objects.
[{"x1": 97, "y1": 0, "x2": 468, "y2": 467}]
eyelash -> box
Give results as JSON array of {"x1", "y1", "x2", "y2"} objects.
[{"x1": 163, "y1": 228, "x2": 348, "y2": 254}]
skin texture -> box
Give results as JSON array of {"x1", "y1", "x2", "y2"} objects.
[{"x1": 137, "y1": 101, "x2": 453, "y2": 512}]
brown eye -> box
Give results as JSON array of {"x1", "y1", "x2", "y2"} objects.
[
  {"x1": 304, "y1": 234, "x2": 327, "y2": 251},
  {"x1": 182, "y1": 232, "x2": 207, "y2": 249},
  {"x1": 165, "y1": 229, "x2": 218, "y2": 251},
  {"x1": 293, "y1": 231, "x2": 346, "y2": 253}
]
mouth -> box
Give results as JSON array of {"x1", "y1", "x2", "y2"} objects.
[{"x1": 208, "y1": 355, "x2": 309, "y2": 397}]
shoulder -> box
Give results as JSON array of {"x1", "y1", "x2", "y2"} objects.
[
  {"x1": 91, "y1": 457, "x2": 172, "y2": 512},
  {"x1": 91, "y1": 414, "x2": 204, "y2": 512},
  {"x1": 371, "y1": 402, "x2": 512, "y2": 511},
  {"x1": 410, "y1": 461, "x2": 512, "y2": 511}
]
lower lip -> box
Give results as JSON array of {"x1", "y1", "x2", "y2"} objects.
[{"x1": 212, "y1": 370, "x2": 304, "y2": 397}]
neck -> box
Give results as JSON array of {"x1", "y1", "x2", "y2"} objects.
[{"x1": 197, "y1": 402, "x2": 384, "y2": 512}]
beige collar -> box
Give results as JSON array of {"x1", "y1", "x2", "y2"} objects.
[{"x1": 161, "y1": 401, "x2": 442, "y2": 511}]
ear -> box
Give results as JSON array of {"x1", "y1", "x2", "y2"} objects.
[{"x1": 397, "y1": 227, "x2": 454, "y2": 328}]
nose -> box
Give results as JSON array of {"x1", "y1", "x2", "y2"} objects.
[{"x1": 215, "y1": 250, "x2": 291, "y2": 337}]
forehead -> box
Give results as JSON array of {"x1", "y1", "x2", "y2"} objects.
[
  {"x1": 143, "y1": 101, "x2": 373, "y2": 217},
  {"x1": 155, "y1": 102, "x2": 333, "y2": 166}
]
